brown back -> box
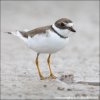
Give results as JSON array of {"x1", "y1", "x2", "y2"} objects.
[{"x1": 20, "y1": 25, "x2": 52, "y2": 38}]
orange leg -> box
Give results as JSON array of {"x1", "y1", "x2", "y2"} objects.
[
  {"x1": 47, "y1": 54, "x2": 56, "y2": 79},
  {"x1": 35, "y1": 53, "x2": 45, "y2": 80}
]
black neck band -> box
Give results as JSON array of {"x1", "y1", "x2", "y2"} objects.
[{"x1": 51, "y1": 26, "x2": 68, "y2": 39}]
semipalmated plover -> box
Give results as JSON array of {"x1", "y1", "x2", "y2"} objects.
[{"x1": 7, "y1": 18, "x2": 76, "y2": 80}]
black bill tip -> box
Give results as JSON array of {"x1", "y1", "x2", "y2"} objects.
[{"x1": 70, "y1": 27, "x2": 76, "y2": 32}]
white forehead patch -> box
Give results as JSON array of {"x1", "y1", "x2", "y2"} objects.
[{"x1": 67, "y1": 23, "x2": 74, "y2": 27}]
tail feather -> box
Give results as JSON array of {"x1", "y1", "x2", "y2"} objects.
[
  {"x1": 6, "y1": 32, "x2": 12, "y2": 34},
  {"x1": 6, "y1": 29, "x2": 29, "y2": 42}
]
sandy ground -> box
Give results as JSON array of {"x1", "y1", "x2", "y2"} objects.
[{"x1": 1, "y1": 1, "x2": 99, "y2": 100}]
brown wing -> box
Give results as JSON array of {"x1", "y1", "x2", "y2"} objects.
[{"x1": 20, "y1": 25, "x2": 51, "y2": 38}]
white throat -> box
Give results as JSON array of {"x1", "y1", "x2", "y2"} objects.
[{"x1": 52, "y1": 24, "x2": 70, "y2": 37}]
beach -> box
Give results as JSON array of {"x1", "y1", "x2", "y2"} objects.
[{"x1": 1, "y1": 1, "x2": 99, "y2": 99}]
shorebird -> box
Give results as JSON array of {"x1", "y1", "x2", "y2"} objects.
[{"x1": 7, "y1": 18, "x2": 76, "y2": 80}]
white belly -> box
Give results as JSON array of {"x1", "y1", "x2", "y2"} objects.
[{"x1": 27, "y1": 30, "x2": 69, "y2": 53}]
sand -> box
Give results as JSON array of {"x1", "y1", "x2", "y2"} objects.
[{"x1": 1, "y1": 1, "x2": 99, "y2": 99}]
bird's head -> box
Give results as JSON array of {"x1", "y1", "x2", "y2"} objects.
[{"x1": 53, "y1": 18, "x2": 76, "y2": 38}]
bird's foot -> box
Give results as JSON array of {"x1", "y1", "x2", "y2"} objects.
[
  {"x1": 40, "y1": 75, "x2": 47, "y2": 80},
  {"x1": 47, "y1": 74, "x2": 57, "y2": 79}
]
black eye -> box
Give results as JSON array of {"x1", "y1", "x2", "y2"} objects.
[{"x1": 61, "y1": 22, "x2": 65, "y2": 27}]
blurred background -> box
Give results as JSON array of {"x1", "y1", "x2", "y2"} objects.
[
  {"x1": 1, "y1": 1, "x2": 99, "y2": 32},
  {"x1": 1, "y1": 1, "x2": 99, "y2": 99}
]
